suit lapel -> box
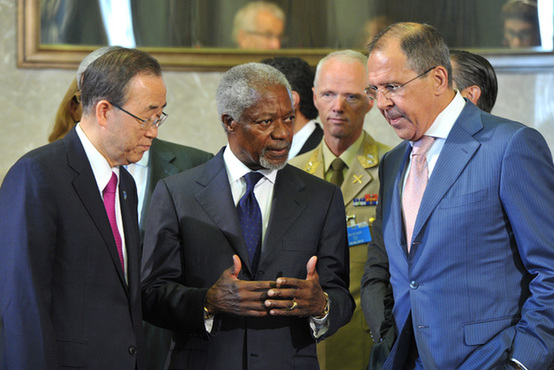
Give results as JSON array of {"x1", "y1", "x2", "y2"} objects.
[
  {"x1": 194, "y1": 152, "x2": 253, "y2": 274},
  {"x1": 390, "y1": 143, "x2": 412, "y2": 257},
  {"x1": 259, "y1": 166, "x2": 307, "y2": 268},
  {"x1": 141, "y1": 139, "x2": 180, "y2": 227},
  {"x1": 298, "y1": 123, "x2": 323, "y2": 156},
  {"x1": 411, "y1": 104, "x2": 483, "y2": 251},
  {"x1": 120, "y1": 168, "x2": 140, "y2": 299},
  {"x1": 64, "y1": 130, "x2": 129, "y2": 288}
]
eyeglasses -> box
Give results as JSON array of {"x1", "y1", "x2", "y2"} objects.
[
  {"x1": 365, "y1": 66, "x2": 437, "y2": 101},
  {"x1": 110, "y1": 102, "x2": 167, "y2": 130},
  {"x1": 245, "y1": 30, "x2": 288, "y2": 44}
]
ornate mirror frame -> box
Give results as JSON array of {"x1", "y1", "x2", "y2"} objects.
[{"x1": 18, "y1": 0, "x2": 554, "y2": 72}]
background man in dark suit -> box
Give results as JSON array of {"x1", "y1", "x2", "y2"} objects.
[
  {"x1": 131, "y1": 138, "x2": 213, "y2": 369},
  {"x1": 450, "y1": 49, "x2": 498, "y2": 113},
  {"x1": 260, "y1": 56, "x2": 323, "y2": 159},
  {"x1": 0, "y1": 48, "x2": 166, "y2": 369},
  {"x1": 362, "y1": 22, "x2": 554, "y2": 369},
  {"x1": 141, "y1": 62, "x2": 354, "y2": 369}
]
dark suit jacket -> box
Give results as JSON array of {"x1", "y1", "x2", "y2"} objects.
[
  {"x1": 139, "y1": 138, "x2": 213, "y2": 370},
  {"x1": 139, "y1": 138, "x2": 214, "y2": 241},
  {"x1": 363, "y1": 101, "x2": 554, "y2": 369},
  {"x1": 141, "y1": 148, "x2": 354, "y2": 370},
  {"x1": 297, "y1": 122, "x2": 323, "y2": 157},
  {"x1": 0, "y1": 129, "x2": 145, "y2": 369}
]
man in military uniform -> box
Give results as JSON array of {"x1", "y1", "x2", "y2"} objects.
[{"x1": 290, "y1": 49, "x2": 390, "y2": 370}]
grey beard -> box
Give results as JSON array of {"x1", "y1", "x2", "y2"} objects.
[{"x1": 259, "y1": 151, "x2": 287, "y2": 170}]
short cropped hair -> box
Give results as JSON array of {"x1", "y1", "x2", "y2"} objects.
[
  {"x1": 450, "y1": 50, "x2": 498, "y2": 112},
  {"x1": 368, "y1": 22, "x2": 452, "y2": 86},
  {"x1": 232, "y1": 1, "x2": 285, "y2": 44},
  {"x1": 80, "y1": 48, "x2": 162, "y2": 115},
  {"x1": 260, "y1": 57, "x2": 318, "y2": 120},
  {"x1": 314, "y1": 49, "x2": 368, "y2": 88},
  {"x1": 216, "y1": 62, "x2": 292, "y2": 128}
]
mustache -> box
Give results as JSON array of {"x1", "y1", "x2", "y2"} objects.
[
  {"x1": 384, "y1": 108, "x2": 403, "y2": 119},
  {"x1": 264, "y1": 141, "x2": 291, "y2": 151}
]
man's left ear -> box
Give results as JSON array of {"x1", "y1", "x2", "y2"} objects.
[
  {"x1": 96, "y1": 100, "x2": 111, "y2": 128},
  {"x1": 460, "y1": 85, "x2": 482, "y2": 107},
  {"x1": 432, "y1": 66, "x2": 449, "y2": 94},
  {"x1": 291, "y1": 91, "x2": 300, "y2": 110},
  {"x1": 222, "y1": 114, "x2": 237, "y2": 133}
]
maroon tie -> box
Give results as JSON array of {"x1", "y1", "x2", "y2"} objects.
[
  {"x1": 103, "y1": 172, "x2": 124, "y2": 269},
  {"x1": 402, "y1": 136, "x2": 435, "y2": 252}
]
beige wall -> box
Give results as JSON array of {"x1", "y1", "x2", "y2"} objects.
[{"x1": 1, "y1": 0, "x2": 553, "y2": 183}]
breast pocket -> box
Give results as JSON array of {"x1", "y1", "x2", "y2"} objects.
[
  {"x1": 438, "y1": 188, "x2": 488, "y2": 209},
  {"x1": 282, "y1": 237, "x2": 318, "y2": 252}
]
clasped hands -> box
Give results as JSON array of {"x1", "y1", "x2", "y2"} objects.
[{"x1": 205, "y1": 255, "x2": 328, "y2": 318}]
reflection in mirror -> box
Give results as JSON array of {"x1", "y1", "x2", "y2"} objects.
[{"x1": 40, "y1": 0, "x2": 553, "y2": 51}]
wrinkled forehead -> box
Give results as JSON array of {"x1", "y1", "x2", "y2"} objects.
[{"x1": 367, "y1": 44, "x2": 412, "y2": 82}]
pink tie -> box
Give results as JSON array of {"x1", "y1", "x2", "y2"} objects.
[
  {"x1": 103, "y1": 172, "x2": 124, "y2": 269},
  {"x1": 402, "y1": 136, "x2": 435, "y2": 252}
]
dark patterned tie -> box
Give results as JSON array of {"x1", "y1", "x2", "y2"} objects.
[{"x1": 237, "y1": 172, "x2": 264, "y2": 268}]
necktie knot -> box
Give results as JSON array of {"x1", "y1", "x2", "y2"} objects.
[
  {"x1": 412, "y1": 135, "x2": 435, "y2": 156},
  {"x1": 244, "y1": 172, "x2": 264, "y2": 194},
  {"x1": 331, "y1": 157, "x2": 346, "y2": 171}
]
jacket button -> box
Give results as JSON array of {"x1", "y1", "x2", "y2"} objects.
[
  {"x1": 409, "y1": 281, "x2": 419, "y2": 289},
  {"x1": 128, "y1": 346, "x2": 137, "y2": 355}
]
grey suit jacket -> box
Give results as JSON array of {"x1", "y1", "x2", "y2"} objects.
[{"x1": 141, "y1": 148, "x2": 354, "y2": 370}]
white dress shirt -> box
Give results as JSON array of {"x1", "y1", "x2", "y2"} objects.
[
  {"x1": 217, "y1": 145, "x2": 329, "y2": 337},
  {"x1": 126, "y1": 150, "x2": 149, "y2": 226},
  {"x1": 288, "y1": 119, "x2": 319, "y2": 160}
]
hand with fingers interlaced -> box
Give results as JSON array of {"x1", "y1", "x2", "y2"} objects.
[{"x1": 264, "y1": 256, "x2": 329, "y2": 318}]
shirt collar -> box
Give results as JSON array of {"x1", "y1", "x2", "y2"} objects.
[
  {"x1": 134, "y1": 149, "x2": 149, "y2": 167},
  {"x1": 223, "y1": 145, "x2": 277, "y2": 185},
  {"x1": 322, "y1": 131, "x2": 364, "y2": 173},
  {"x1": 419, "y1": 91, "x2": 466, "y2": 143},
  {"x1": 76, "y1": 123, "x2": 120, "y2": 192}
]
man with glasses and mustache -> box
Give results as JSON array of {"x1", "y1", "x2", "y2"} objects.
[
  {"x1": 361, "y1": 22, "x2": 554, "y2": 369},
  {"x1": 140, "y1": 63, "x2": 354, "y2": 369},
  {"x1": 0, "y1": 48, "x2": 165, "y2": 369}
]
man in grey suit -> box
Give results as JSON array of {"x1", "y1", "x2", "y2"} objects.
[
  {"x1": 0, "y1": 48, "x2": 164, "y2": 369},
  {"x1": 362, "y1": 22, "x2": 554, "y2": 369},
  {"x1": 141, "y1": 62, "x2": 354, "y2": 369}
]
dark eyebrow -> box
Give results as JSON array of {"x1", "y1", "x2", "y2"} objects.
[{"x1": 149, "y1": 102, "x2": 167, "y2": 110}]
